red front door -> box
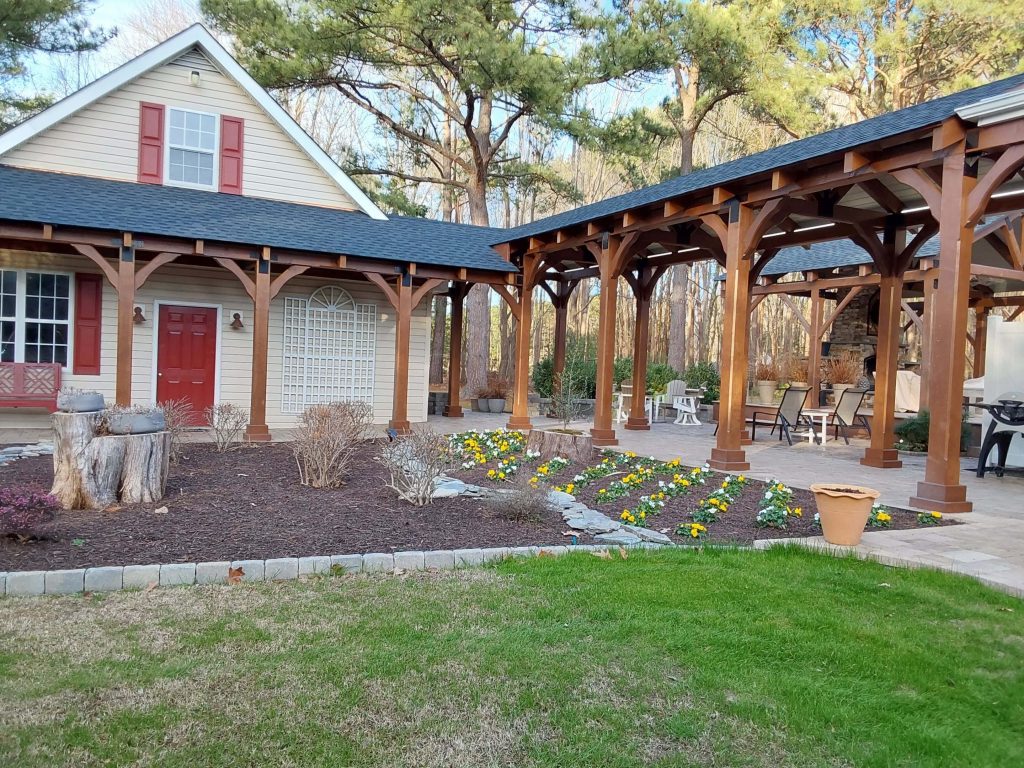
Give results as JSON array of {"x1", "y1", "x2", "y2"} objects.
[{"x1": 157, "y1": 305, "x2": 217, "y2": 425}]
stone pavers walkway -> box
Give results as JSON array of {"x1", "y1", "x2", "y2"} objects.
[{"x1": 431, "y1": 412, "x2": 1024, "y2": 596}]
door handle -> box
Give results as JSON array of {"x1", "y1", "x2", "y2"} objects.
[{"x1": 158, "y1": 372, "x2": 163, "y2": 377}]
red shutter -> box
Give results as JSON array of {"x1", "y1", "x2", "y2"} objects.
[
  {"x1": 73, "y1": 274, "x2": 103, "y2": 375},
  {"x1": 219, "y1": 115, "x2": 244, "y2": 194},
  {"x1": 138, "y1": 102, "x2": 165, "y2": 184}
]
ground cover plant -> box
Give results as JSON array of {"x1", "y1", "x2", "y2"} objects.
[
  {"x1": 445, "y1": 431, "x2": 955, "y2": 546},
  {"x1": 1, "y1": 547, "x2": 1021, "y2": 768}
]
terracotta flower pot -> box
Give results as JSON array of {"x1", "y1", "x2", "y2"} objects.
[{"x1": 810, "y1": 484, "x2": 880, "y2": 546}]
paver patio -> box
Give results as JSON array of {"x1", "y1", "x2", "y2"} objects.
[{"x1": 431, "y1": 412, "x2": 1024, "y2": 596}]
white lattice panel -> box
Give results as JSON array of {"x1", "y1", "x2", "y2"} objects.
[{"x1": 281, "y1": 288, "x2": 376, "y2": 414}]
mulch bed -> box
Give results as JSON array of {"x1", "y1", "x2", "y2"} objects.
[
  {"x1": 0, "y1": 442, "x2": 573, "y2": 571},
  {"x1": 451, "y1": 450, "x2": 958, "y2": 547}
]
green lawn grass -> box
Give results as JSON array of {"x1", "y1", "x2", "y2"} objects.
[{"x1": 1, "y1": 547, "x2": 1022, "y2": 767}]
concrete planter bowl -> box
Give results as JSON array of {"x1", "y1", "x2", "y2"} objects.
[
  {"x1": 487, "y1": 398, "x2": 507, "y2": 414},
  {"x1": 105, "y1": 411, "x2": 166, "y2": 435},
  {"x1": 810, "y1": 484, "x2": 880, "y2": 546},
  {"x1": 57, "y1": 392, "x2": 105, "y2": 413},
  {"x1": 756, "y1": 380, "x2": 777, "y2": 404}
]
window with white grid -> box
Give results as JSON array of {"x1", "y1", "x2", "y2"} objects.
[
  {"x1": 0, "y1": 270, "x2": 73, "y2": 366},
  {"x1": 281, "y1": 286, "x2": 376, "y2": 413},
  {"x1": 167, "y1": 108, "x2": 217, "y2": 188}
]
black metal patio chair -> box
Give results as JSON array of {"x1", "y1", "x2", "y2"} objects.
[
  {"x1": 750, "y1": 386, "x2": 811, "y2": 445},
  {"x1": 828, "y1": 388, "x2": 870, "y2": 444}
]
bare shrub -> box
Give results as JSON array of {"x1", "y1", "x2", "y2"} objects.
[
  {"x1": 486, "y1": 477, "x2": 554, "y2": 523},
  {"x1": 204, "y1": 403, "x2": 249, "y2": 452},
  {"x1": 377, "y1": 427, "x2": 453, "y2": 506},
  {"x1": 293, "y1": 401, "x2": 373, "y2": 488},
  {"x1": 159, "y1": 397, "x2": 195, "y2": 463}
]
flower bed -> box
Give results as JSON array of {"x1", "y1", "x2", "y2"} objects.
[{"x1": 445, "y1": 430, "x2": 958, "y2": 547}]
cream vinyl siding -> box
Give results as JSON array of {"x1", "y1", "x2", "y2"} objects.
[
  {"x1": 0, "y1": 251, "x2": 430, "y2": 434},
  {"x1": 0, "y1": 48, "x2": 359, "y2": 210}
]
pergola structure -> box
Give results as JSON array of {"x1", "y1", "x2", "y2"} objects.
[
  {"x1": 487, "y1": 75, "x2": 1024, "y2": 514},
  {"x1": 752, "y1": 220, "x2": 1024, "y2": 402}
]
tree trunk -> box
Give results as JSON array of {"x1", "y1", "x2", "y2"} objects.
[
  {"x1": 667, "y1": 263, "x2": 689, "y2": 371},
  {"x1": 50, "y1": 412, "x2": 170, "y2": 509},
  {"x1": 465, "y1": 178, "x2": 491, "y2": 397},
  {"x1": 119, "y1": 432, "x2": 171, "y2": 503},
  {"x1": 526, "y1": 428, "x2": 594, "y2": 463},
  {"x1": 429, "y1": 295, "x2": 446, "y2": 386}
]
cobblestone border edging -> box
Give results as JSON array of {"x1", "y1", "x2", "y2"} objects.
[{"x1": 0, "y1": 543, "x2": 667, "y2": 598}]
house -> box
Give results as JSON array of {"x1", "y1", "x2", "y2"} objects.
[{"x1": 0, "y1": 25, "x2": 514, "y2": 440}]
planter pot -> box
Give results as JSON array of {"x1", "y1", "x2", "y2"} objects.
[
  {"x1": 832, "y1": 383, "x2": 854, "y2": 401},
  {"x1": 57, "y1": 392, "x2": 105, "y2": 413},
  {"x1": 105, "y1": 411, "x2": 166, "y2": 435},
  {"x1": 756, "y1": 380, "x2": 777, "y2": 405},
  {"x1": 472, "y1": 398, "x2": 488, "y2": 412},
  {"x1": 487, "y1": 398, "x2": 506, "y2": 413},
  {"x1": 810, "y1": 484, "x2": 880, "y2": 546},
  {"x1": 790, "y1": 380, "x2": 808, "y2": 389}
]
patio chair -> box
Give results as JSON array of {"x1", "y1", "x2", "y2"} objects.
[
  {"x1": 828, "y1": 388, "x2": 870, "y2": 444},
  {"x1": 615, "y1": 384, "x2": 633, "y2": 423},
  {"x1": 749, "y1": 386, "x2": 811, "y2": 445},
  {"x1": 656, "y1": 379, "x2": 690, "y2": 422}
]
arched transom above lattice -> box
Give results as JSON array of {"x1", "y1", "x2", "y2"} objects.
[
  {"x1": 308, "y1": 285, "x2": 356, "y2": 312},
  {"x1": 282, "y1": 285, "x2": 377, "y2": 413}
]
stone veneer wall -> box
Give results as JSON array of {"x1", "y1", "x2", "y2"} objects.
[{"x1": 827, "y1": 287, "x2": 878, "y2": 375}]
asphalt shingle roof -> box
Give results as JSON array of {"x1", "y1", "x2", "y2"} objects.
[
  {"x1": 497, "y1": 73, "x2": 1024, "y2": 243},
  {"x1": 759, "y1": 235, "x2": 940, "y2": 277},
  {"x1": 0, "y1": 165, "x2": 516, "y2": 273}
]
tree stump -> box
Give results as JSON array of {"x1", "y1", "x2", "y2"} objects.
[
  {"x1": 50, "y1": 412, "x2": 170, "y2": 509},
  {"x1": 526, "y1": 429, "x2": 595, "y2": 463}
]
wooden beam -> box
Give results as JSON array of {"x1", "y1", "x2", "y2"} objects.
[
  {"x1": 389, "y1": 277, "x2": 413, "y2": 433},
  {"x1": 269, "y1": 264, "x2": 309, "y2": 300},
  {"x1": 363, "y1": 271, "x2": 399, "y2": 310},
  {"x1": 444, "y1": 283, "x2": 467, "y2": 418},
  {"x1": 115, "y1": 245, "x2": 136, "y2": 406},
  {"x1": 245, "y1": 260, "x2": 273, "y2": 442},
  {"x1": 71, "y1": 243, "x2": 118, "y2": 287},
  {"x1": 134, "y1": 252, "x2": 178, "y2": 289},
  {"x1": 890, "y1": 167, "x2": 943, "y2": 217},
  {"x1": 822, "y1": 286, "x2": 864, "y2": 332},
  {"x1": 213, "y1": 257, "x2": 256, "y2": 300},
  {"x1": 970, "y1": 263, "x2": 1024, "y2": 282},
  {"x1": 844, "y1": 151, "x2": 871, "y2": 173},
  {"x1": 411, "y1": 278, "x2": 444, "y2": 309},
  {"x1": 967, "y1": 144, "x2": 1024, "y2": 224},
  {"x1": 858, "y1": 179, "x2": 904, "y2": 213},
  {"x1": 491, "y1": 283, "x2": 521, "y2": 321},
  {"x1": 779, "y1": 294, "x2": 811, "y2": 333}
]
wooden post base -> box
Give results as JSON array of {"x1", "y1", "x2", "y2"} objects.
[
  {"x1": 506, "y1": 416, "x2": 533, "y2": 431},
  {"x1": 244, "y1": 424, "x2": 272, "y2": 442},
  {"x1": 910, "y1": 481, "x2": 973, "y2": 514},
  {"x1": 624, "y1": 417, "x2": 650, "y2": 430},
  {"x1": 708, "y1": 447, "x2": 750, "y2": 472},
  {"x1": 443, "y1": 405, "x2": 464, "y2": 417},
  {"x1": 590, "y1": 427, "x2": 618, "y2": 446},
  {"x1": 860, "y1": 448, "x2": 903, "y2": 469},
  {"x1": 389, "y1": 420, "x2": 412, "y2": 435}
]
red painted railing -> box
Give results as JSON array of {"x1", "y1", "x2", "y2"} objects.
[{"x1": 0, "y1": 363, "x2": 62, "y2": 411}]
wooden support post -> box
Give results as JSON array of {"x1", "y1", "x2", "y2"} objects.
[
  {"x1": 507, "y1": 258, "x2": 536, "y2": 430},
  {"x1": 625, "y1": 264, "x2": 653, "y2": 431},
  {"x1": 552, "y1": 295, "x2": 569, "y2": 385},
  {"x1": 245, "y1": 259, "x2": 273, "y2": 442},
  {"x1": 710, "y1": 202, "x2": 753, "y2": 471},
  {"x1": 862, "y1": 271, "x2": 904, "y2": 468},
  {"x1": 974, "y1": 308, "x2": 989, "y2": 377},
  {"x1": 115, "y1": 242, "x2": 135, "y2": 406},
  {"x1": 911, "y1": 153, "x2": 975, "y2": 513},
  {"x1": 391, "y1": 274, "x2": 414, "y2": 434},
  {"x1": 807, "y1": 285, "x2": 823, "y2": 406},
  {"x1": 918, "y1": 268, "x2": 937, "y2": 410},
  {"x1": 591, "y1": 239, "x2": 620, "y2": 446},
  {"x1": 443, "y1": 282, "x2": 467, "y2": 417}
]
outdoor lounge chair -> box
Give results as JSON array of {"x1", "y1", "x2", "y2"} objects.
[
  {"x1": 749, "y1": 386, "x2": 811, "y2": 445},
  {"x1": 828, "y1": 388, "x2": 870, "y2": 444}
]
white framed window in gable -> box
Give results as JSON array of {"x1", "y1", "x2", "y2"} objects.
[
  {"x1": 166, "y1": 107, "x2": 218, "y2": 189},
  {"x1": 0, "y1": 269, "x2": 73, "y2": 366}
]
